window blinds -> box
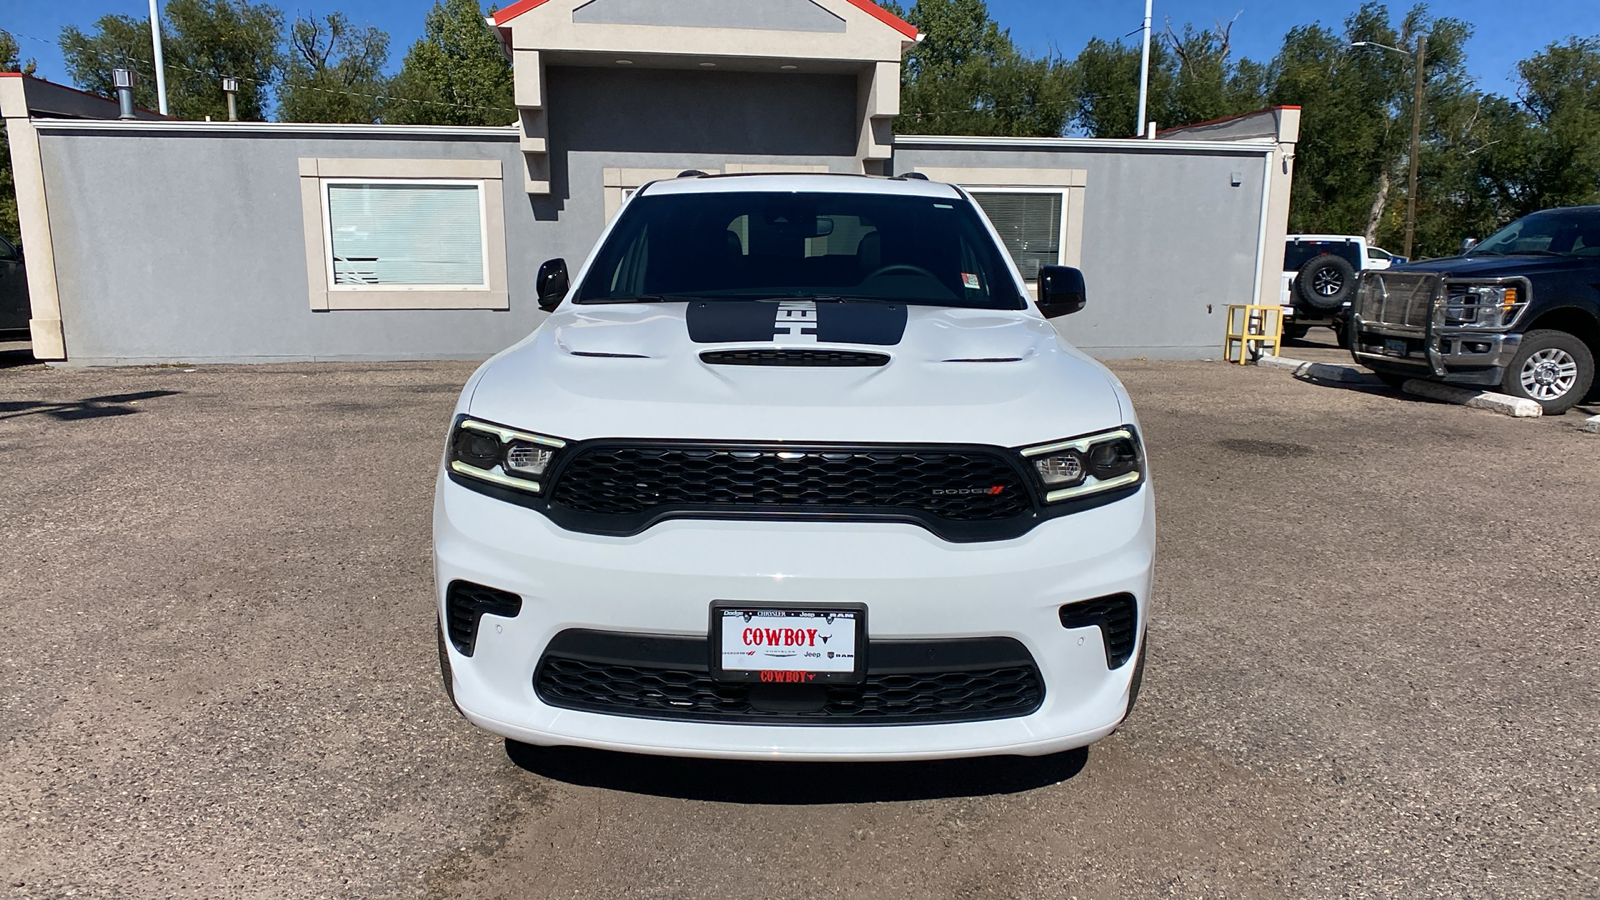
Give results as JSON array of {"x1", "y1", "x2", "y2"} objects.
[
  {"x1": 973, "y1": 193, "x2": 1062, "y2": 280},
  {"x1": 328, "y1": 183, "x2": 485, "y2": 286}
]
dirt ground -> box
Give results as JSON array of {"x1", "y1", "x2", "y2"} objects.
[{"x1": 0, "y1": 346, "x2": 1595, "y2": 899}]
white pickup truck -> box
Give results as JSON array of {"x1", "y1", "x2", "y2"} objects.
[{"x1": 1280, "y1": 234, "x2": 1404, "y2": 343}]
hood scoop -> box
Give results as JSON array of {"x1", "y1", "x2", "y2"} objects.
[{"x1": 700, "y1": 349, "x2": 890, "y2": 367}]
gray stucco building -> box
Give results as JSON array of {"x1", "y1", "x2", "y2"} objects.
[{"x1": 0, "y1": 0, "x2": 1299, "y2": 365}]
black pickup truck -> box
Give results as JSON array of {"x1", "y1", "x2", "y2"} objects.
[{"x1": 1348, "y1": 206, "x2": 1600, "y2": 414}]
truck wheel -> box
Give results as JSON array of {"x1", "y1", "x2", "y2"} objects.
[
  {"x1": 1283, "y1": 324, "x2": 1310, "y2": 341},
  {"x1": 1332, "y1": 321, "x2": 1350, "y2": 349},
  {"x1": 1500, "y1": 329, "x2": 1594, "y2": 415},
  {"x1": 1296, "y1": 254, "x2": 1356, "y2": 311}
]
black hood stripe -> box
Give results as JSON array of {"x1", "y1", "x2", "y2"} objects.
[{"x1": 685, "y1": 300, "x2": 908, "y2": 346}]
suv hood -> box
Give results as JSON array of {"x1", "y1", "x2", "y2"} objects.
[
  {"x1": 464, "y1": 303, "x2": 1127, "y2": 447},
  {"x1": 1393, "y1": 254, "x2": 1591, "y2": 278}
]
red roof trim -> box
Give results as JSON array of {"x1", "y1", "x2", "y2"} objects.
[
  {"x1": 844, "y1": 0, "x2": 918, "y2": 39},
  {"x1": 494, "y1": 0, "x2": 917, "y2": 38},
  {"x1": 0, "y1": 72, "x2": 23, "y2": 78},
  {"x1": 491, "y1": 0, "x2": 553, "y2": 26}
]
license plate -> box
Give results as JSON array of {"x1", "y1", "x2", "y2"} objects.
[
  {"x1": 710, "y1": 603, "x2": 865, "y2": 684},
  {"x1": 1383, "y1": 338, "x2": 1408, "y2": 358}
]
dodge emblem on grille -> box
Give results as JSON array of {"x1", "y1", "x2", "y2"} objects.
[{"x1": 932, "y1": 486, "x2": 1005, "y2": 496}]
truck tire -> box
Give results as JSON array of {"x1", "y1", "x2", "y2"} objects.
[
  {"x1": 1500, "y1": 329, "x2": 1594, "y2": 415},
  {"x1": 1296, "y1": 254, "x2": 1356, "y2": 311}
]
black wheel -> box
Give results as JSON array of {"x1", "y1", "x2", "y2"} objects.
[
  {"x1": 1296, "y1": 253, "x2": 1357, "y2": 311},
  {"x1": 1283, "y1": 324, "x2": 1310, "y2": 341},
  {"x1": 1332, "y1": 321, "x2": 1350, "y2": 349},
  {"x1": 1500, "y1": 329, "x2": 1595, "y2": 415}
]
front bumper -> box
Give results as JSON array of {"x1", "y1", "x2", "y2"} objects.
[
  {"x1": 432, "y1": 474, "x2": 1156, "y2": 761},
  {"x1": 1351, "y1": 327, "x2": 1522, "y2": 387}
]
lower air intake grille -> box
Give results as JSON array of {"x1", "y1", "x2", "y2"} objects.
[
  {"x1": 445, "y1": 581, "x2": 522, "y2": 657},
  {"x1": 1059, "y1": 593, "x2": 1139, "y2": 668},
  {"x1": 700, "y1": 349, "x2": 890, "y2": 367},
  {"x1": 534, "y1": 630, "x2": 1043, "y2": 725}
]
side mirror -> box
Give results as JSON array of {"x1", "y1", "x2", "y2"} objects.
[
  {"x1": 1460, "y1": 238, "x2": 1478, "y2": 255},
  {"x1": 535, "y1": 258, "x2": 569, "y2": 312},
  {"x1": 1036, "y1": 265, "x2": 1086, "y2": 318}
]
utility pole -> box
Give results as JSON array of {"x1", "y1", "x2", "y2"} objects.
[
  {"x1": 149, "y1": 0, "x2": 169, "y2": 116},
  {"x1": 1352, "y1": 36, "x2": 1428, "y2": 259},
  {"x1": 1403, "y1": 33, "x2": 1426, "y2": 261},
  {"x1": 1136, "y1": 0, "x2": 1153, "y2": 138}
]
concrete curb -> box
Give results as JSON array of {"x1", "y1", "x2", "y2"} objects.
[
  {"x1": 1253, "y1": 355, "x2": 1378, "y2": 384},
  {"x1": 1583, "y1": 415, "x2": 1600, "y2": 433},
  {"x1": 1401, "y1": 379, "x2": 1543, "y2": 417}
]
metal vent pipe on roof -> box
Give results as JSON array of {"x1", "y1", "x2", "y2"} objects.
[{"x1": 112, "y1": 68, "x2": 136, "y2": 120}]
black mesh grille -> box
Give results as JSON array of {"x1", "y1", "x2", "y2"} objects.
[
  {"x1": 445, "y1": 581, "x2": 522, "y2": 657},
  {"x1": 700, "y1": 349, "x2": 890, "y2": 367},
  {"x1": 547, "y1": 445, "x2": 1031, "y2": 522},
  {"x1": 534, "y1": 631, "x2": 1043, "y2": 725},
  {"x1": 1059, "y1": 593, "x2": 1139, "y2": 668}
]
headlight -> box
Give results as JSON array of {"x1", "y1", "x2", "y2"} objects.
[
  {"x1": 1020, "y1": 427, "x2": 1145, "y2": 503},
  {"x1": 1444, "y1": 283, "x2": 1526, "y2": 328},
  {"x1": 447, "y1": 416, "x2": 566, "y2": 494}
]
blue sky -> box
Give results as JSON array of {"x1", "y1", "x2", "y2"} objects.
[{"x1": 4, "y1": 0, "x2": 1600, "y2": 99}]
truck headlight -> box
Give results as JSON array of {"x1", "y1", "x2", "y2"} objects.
[
  {"x1": 1020, "y1": 427, "x2": 1145, "y2": 502},
  {"x1": 447, "y1": 416, "x2": 566, "y2": 494},
  {"x1": 1445, "y1": 283, "x2": 1526, "y2": 328}
]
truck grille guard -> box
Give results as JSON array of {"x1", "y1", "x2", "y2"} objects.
[{"x1": 1351, "y1": 272, "x2": 1533, "y2": 376}]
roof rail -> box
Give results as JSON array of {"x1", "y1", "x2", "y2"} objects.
[
  {"x1": 896, "y1": 172, "x2": 929, "y2": 181},
  {"x1": 677, "y1": 169, "x2": 710, "y2": 178}
]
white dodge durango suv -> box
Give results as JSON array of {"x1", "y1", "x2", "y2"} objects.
[{"x1": 432, "y1": 173, "x2": 1155, "y2": 761}]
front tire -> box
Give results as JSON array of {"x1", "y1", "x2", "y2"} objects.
[{"x1": 1500, "y1": 330, "x2": 1594, "y2": 415}]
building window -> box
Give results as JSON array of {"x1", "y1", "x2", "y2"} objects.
[
  {"x1": 325, "y1": 181, "x2": 488, "y2": 288},
  {"x1": 299, "y1": 157, "x2": 508, "y2": 311},
  {"x1": 969, "y1": 191, "x2": 1064, "y2": 281}
]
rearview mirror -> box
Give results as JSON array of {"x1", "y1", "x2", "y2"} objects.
[
  {"x1": 536, "y1": 258, "x2": 569, "y2": 312},
  {"x1": 1036, "y1": 266, "x2": 1086, "y2": 318},
  {"x1": 1460, "y1": 238, "x2": 1478, "y2": 255}
]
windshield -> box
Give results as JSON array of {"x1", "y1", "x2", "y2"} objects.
[
  {"x1": 572, "y1": 190, "x2": 1027, "y2": 309},
  {"x1": 1470, "y1": 209, "x2": 1600, "y2": 257}
]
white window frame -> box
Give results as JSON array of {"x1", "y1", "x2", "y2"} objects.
[
  {"x1": 965, "y1": 186, "x2": 1072, "y2": 284},
  {"x1": 299, "y1": 157, "x2": 508, "y2": 311},
  {"x1": 909, "y1": 167, "x2": 1088, "y2": 291},
  {"x1": 320, "y1": 177, "x2": 492, "y2": 293}
]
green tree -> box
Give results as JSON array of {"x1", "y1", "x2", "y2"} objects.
[
  {"x1": 278, "y1": 13, "x2": 390, "y2": 123},
  {"x1": 1510, "y1": 37, "x2": 1600, "y2": 210},
  {"x1": 1, "y1": 30, "x2": 38, "y2": 241},
  {"x1": 887, "y1": 0, "x2": 1074, "y2": 137},
  {"x1": 59, "y1": 0, "x2": 282, "y2": 121},
  {"x1": 386, "y1": 0, "x2": 516, "y2": 126}
]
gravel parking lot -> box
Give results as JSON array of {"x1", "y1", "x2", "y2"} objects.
[{"x1": 1, "y1": 351, "x2": 1595, "y2": 899}]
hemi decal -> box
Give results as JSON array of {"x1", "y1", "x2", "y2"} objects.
[{"x1": 774, "y1": 300, "x2": 819, "y2": 342}]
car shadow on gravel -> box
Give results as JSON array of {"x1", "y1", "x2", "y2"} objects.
[{"x1": 505, "y1": 741, "x2": 1088, "y2": 804}]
